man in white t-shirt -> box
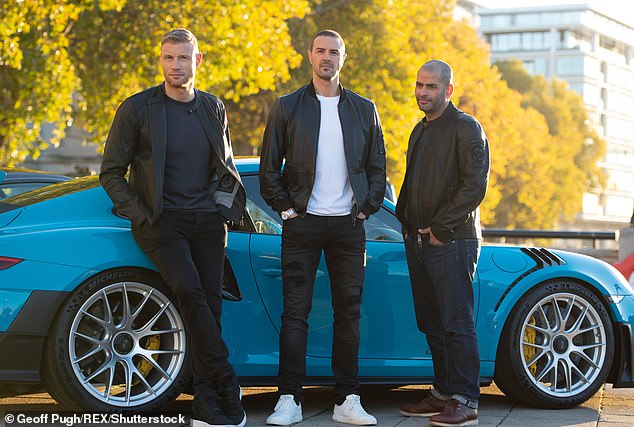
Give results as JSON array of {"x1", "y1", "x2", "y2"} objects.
[{"x1": 259, "y1": 30, "x2": 386, "y2": 426}]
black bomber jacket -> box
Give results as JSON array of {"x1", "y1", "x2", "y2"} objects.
[
  {"x1": 396, "y1": 102, "x2": 490, "y2": 242},
  {"x1": 259, "y1": 82, "x2": 386, "y2": 218},
  {"x1": 100, "y1": 83, "x2": 246, "y2": 225}
]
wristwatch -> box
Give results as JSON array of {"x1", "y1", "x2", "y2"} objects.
[{"x1": 281, "y1": 208, "x2": 296, "y2": 220}]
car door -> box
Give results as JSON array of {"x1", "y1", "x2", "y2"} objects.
[
  {"x1": 243, "y1": 174, "x2": 436, "y2": 364},
  {"x1": 243, "y1": 175, "x2": 333, "y2": 357}
]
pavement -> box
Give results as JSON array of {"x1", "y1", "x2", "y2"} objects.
[{"x1": 2, "y1": 382, "x2": 634, "y2": 426}]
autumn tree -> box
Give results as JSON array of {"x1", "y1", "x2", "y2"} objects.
[
  {"x1": 494, "y1": 59, "x2": 606, "y2": 224},
  {"x1": 0, "y1": 0, "x2": 126, "y2": 165},
  {"x1": 3, "y1": 0, "x2": 602, "y2": 230},
  {"x1": 433, "y1": 19, "x2": 561, "y2": 228},
  {"x1": 70, "y1": 0, "x2": 308, "y2": 150},
  {"x1": 1, "y1": 0, "x2": 307, "y2": 165},
  {"x1": 228, "y1": 0, "x2": 446, "y2": 186},
  {"x1": 228, "y1": 0, "x2": 571, "y2": 228}
]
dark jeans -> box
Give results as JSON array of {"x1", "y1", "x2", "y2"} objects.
[
  {"x1": 132, "y1": 209, "x2": 234, "y2": 394},
  {"x1": 404, "y1": 235, "x2": 481, "y2": 406},
  {"x1": 279, "y1": 214, "x2": 366, "y2": 404}
]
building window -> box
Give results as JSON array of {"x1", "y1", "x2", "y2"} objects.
[
  {"x1": 481, "y1": 14, "x2": 512, "y2": 27},
  {"x1": 515, "y1": 13, "x2": 540, "y2": 26},
  {"x1": 490, "y1": 32, "x2": 549, "y2": 52},
  {"x1": 490, "y1": 33, "x2": 520, "y2": 51},
  {"x1": 560, "y1": 30, "x2": 572, "y2": 49},
  {"x1": 558, "y1": 29, "x2": 593, "y2": 51},
  {"x1": 556, "y1": 57, "x2": 583, "y2": 75},
  {"x1": 523, "y1": 31, "x2": 547, "y2": 50},
  {"x1": 523, "y1": 59, "x2": 547, "y2": 75}
]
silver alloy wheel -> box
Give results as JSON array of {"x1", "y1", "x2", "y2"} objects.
[
  {"x1": 69, "y1": 281, "x2": 186, "y2": 407},
  {"x1": 520, "y1": 291, "x2": 607, "y2": 398}
]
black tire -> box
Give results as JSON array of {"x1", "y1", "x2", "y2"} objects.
[
  {"x1": 42, "y1": 268, "x2": 191, "y2": 411},
  {"x1": 494, "y1": 280, "x2": 614, "y2": 408}
]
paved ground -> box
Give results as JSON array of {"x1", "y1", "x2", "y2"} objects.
[{"x1": 2, "y1": 382, "x2": 634, "y2": 426}]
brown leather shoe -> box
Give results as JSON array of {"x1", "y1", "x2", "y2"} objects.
[
  {"x1": 429, "y1": 399, "x2": 478, "y2": 426},
  {"x1": 399, "y1": 394, "x2": 448, "y2": 417}
]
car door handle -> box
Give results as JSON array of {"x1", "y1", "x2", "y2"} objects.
[
  {"x1": 260, "y1": 268, "x2": 326, "y2": 279},
  {"x1": 261, "y1": 268, "x2": 283, "y2": 277}
]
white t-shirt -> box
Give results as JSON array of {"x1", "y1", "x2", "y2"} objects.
[{"x1": 307, "y1": 94, "x2": 354, "y2": 216}]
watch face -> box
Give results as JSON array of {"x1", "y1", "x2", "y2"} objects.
[{"x1": 281, "y1": 212, "x2": 289, "y2": 220}]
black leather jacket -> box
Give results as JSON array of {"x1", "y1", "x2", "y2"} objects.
[
  {"x1": 259, "y1": 82, "x2": 386, "y2": 217},
  {"x1": 100, "y1": 83, "x2": 246, "y2": 225},
  {"x1": 396, "y1": 102, "x2": 489, "y2": 242}
]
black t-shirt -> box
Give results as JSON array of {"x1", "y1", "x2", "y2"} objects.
[{"x1": 162, "y1": 95, "x2": 218, "y2": 212}]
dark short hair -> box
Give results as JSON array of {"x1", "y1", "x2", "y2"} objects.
[
  {"x1": 421, "y1": 60, "x2": 453, "y2": 87},
  {"x1": 310, "y1": 29, "x2": 345, "y2": 52},
  {"x1": 161, "y1": 28, "x2": 198, "y2": 52}
]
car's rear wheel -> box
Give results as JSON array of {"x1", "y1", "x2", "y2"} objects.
[
  {"x1": 494, "y1": 280, "x2": 614, "y2": 408},
  {"x1": 43, "y1": 268, "x2": 190, "y2": 411}
]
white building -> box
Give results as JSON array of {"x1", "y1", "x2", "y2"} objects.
[
  {"x1": 476, "y1": 2, "x2": 634, "y2": 230},
  {"x1": 21, "y1": 124, "x2": 101, "y2": 177}
]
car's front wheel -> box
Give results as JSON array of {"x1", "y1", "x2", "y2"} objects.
[
  {"x1": 43, "y1": 268, "x2": 190, "y2": 411},
  {"x1": 495, "y1": 280, "x2": 614, "y2": 408}
]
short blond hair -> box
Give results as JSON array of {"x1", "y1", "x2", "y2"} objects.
[{"x1": 161, "y1": 28, "x2": 198, "y2": 52}]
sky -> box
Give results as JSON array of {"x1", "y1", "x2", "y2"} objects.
[{"x1": 475, "y1": 0, "x2": 634, "y2": 27}]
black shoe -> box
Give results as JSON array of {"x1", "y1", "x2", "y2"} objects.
[
  {"x1": 191, "y1": 394, "x2": 234, "y2": 427},
  {"x1": 218, "y1": 375, "x2": 246, "y2": 427}
]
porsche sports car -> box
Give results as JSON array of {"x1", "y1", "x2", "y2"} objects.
[
  {"x1": 1, "y1": 157, "x2": 633, "y2": 412},
  {"x1": 0, "y1": 167, "x2": 71, "y2": 199}
]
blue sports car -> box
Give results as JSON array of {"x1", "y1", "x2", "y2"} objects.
[{"x1": 1, "y1": 158, "x2": 633, "y2": 412}]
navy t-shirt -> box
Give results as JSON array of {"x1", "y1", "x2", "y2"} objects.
[{"x1": 162, "y1": 95, "x2": 218, "y2": 212}]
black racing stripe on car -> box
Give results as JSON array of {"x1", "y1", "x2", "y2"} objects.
[
  {"x1": 535, "y1": 247, "x2": 565, "y2": 266},
  {"x1": 6, "y1": 290, "x2": 70, "y2": 335},
  {"x1": 493, "y1": 248, "x2": 566, "y2": 312}
]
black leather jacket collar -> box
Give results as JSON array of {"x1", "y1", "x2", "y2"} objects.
[
  {"x1": 396, "y1": 102, "x2": 490, "y2": 242},
  {"x1": 100, "y1": 83, "x2": 246, "y2": 225},
  {"x1": 259, "y1": 81, "x2": 386, "y2": 218}
]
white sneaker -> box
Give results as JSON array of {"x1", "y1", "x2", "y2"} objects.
[
  {"x1": 266, "y1": 394, "x2": 303, "y2": 425},
  {"x1": 333, "y1": 394, "x2": 377, "y2": 425}
]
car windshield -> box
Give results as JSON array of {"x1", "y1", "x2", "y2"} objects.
[{"x1": 0, "y1": 175, "x2": 100, "y2": 207}]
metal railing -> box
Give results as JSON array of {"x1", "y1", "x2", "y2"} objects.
[{"x1": 483, "y1": 228, "x2": 617, "y2": 248}]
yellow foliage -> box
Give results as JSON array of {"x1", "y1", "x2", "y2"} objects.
[
  {"x1": 1, "y1": 0, "x2": 306, "y2": 163},
  {"x1": 1, "y1": 0, "x2": 603, "y2": 231}
]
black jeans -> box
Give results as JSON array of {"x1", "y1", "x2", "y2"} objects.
[
  {"x1": 132, "y1": 209, "x2": 234, "y2": 394},
  {"x1": 279, "y1": 214, "x2": 366, "y2": 404},
  {"x1": 404, "y1": 235, "x2": 481, "y2": 406}
]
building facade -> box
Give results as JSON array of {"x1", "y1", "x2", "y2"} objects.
[
  {"x1": 477, "y1": 3, "x2": 634, "y2": 230},
  {"x1": 21, "y1": 124, "x2": 101, "y2": 177}
]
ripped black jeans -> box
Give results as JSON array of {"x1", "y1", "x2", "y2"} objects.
[{"x1": 278, "y1": 213, "x2": 366, "y2": 404}]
